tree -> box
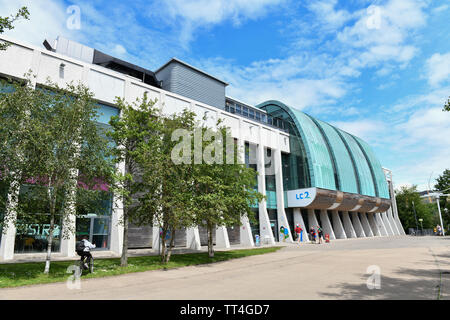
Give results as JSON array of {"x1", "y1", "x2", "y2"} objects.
[
  {"x1": 132, "y1": 108, "x2": 198, "y2": 263},
  {"x1": 434, "y1": 169, "x2": 450, "y2": 228},
  {"x1": 0, "y1": 7, "x2": 30, "y2": 50},
  {"x1": 396, "y1": 185, "x2": 436, "y2": 231},
  {"x1": 443, "y1": 97, "x2": 450, "y2": 112},
  {"x1": 107, "y1": 94, "x2": 161, "y2": 267},
  {"x1": 18, "y1": 81, "x2": 111, "y2": 273},
  {"x1": 190, "y1": 124, "x2": 264, "y2": 258},
  {"x1": 0, "y1": 76, "x2": 46, "y2": 236}
]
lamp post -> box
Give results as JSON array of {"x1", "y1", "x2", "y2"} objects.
[
  {"x1": 412, "y1": 201, "x2": 419, "y2": 235},
  {"x1": 418, "y1": 218, "x2": 423, "y2": 234}
]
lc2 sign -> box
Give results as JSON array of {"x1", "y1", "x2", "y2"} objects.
[{"x1": 287, "y1": 188, "x2": 317, "y2": 207}]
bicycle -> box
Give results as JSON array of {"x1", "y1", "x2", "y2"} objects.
[{"x1": 79, "y1": 254, "x2": 94, "y2": 274}]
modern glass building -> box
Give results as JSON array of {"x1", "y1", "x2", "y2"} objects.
[{"x1": 0, "y1": 36, "x2": 405, "y2": 260}]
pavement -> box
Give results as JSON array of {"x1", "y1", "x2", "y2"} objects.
[{"x1": 1, "y1": 236, "x2": 449, "y2": 300}]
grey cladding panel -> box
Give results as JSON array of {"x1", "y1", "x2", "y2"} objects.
[
  {"x1": 156, "y1": 61, "x2": 226, "y2": 109},
  {"x1": 128, "y1": 223, "x2": 153, "y2": 248}
]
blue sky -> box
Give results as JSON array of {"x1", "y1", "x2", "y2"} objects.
[{"x1": 1, "y1": 0, "x2": 449, "y2": 191}]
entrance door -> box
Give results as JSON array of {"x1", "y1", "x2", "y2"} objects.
[{"x1": 270, "y1": 220, "x2": 278, "y2": 242}]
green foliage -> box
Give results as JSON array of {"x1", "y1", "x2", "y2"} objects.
[
  {"x1": 0, "y1": 77, "x2": 112, "y2": 273},
  {"x1": 107, "y1": 93, "x2": 163, "y2": 266},
  {"x1": 395, "y1": 185, "x2": 437, "y2": 230},
  {"x1": 443, "y1": 97, "x2": 450, "y2": 112},
  {"x1": 190, "y1": 124, "x2": 264, "y2": 258},
  {"x1": 0, "y1": 7, "x2": 29, "y2": 50}
]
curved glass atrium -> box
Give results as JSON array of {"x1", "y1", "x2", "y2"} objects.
[{"x1": 257, "y1": 100, "x2": 390, "y2": 200}]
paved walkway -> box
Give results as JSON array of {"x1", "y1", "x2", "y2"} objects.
[{"x1": 1, "y1": 236, "x2": 449, "y2": 299}]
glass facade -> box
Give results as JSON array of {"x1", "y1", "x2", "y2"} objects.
[
  {"x1": 353, "y1": 136, "x2": 390, "y2": 199},
  {"x1": 314, "y1": 118, "x2": 359, "y2": 194},
  {"x1": 258, "y1": 100, "x2": 385, "y2": 200},
  {"x1": 225, "y1": 99, "x2": 289, "y2": 132},
  {"x1": 337, "y1": 130, "x2": 376, "y2": 197}
]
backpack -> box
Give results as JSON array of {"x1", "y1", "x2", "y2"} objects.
[{"x1": 76, "y1": 240, "x2": 85, "y2": 252}]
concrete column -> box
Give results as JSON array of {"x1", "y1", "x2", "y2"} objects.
[
  {"x1": 215, "y1": 226, "x2": 231, "y2": 248},
  {"x1": 381, "y1": 211, "x2": 394, "y2": 236},
  {"x1": 350, "y1": 212, "x2": 366, "y2": 237},
  {"x1": 307, "y1": 209, "x2": 320, "y2": 230},
  {"x1": 0, "y1": 180, "x2": 20, "y2": 260},
  {"x1": 256, "y1": 140, "x2": 275, "y2": 245},
  {"x1": 387, "y1": 171, "x2": 406, "y2": 235},
  {"x1": 186, "y1": 227, "x2": 201, "y2": 250},
  {"x1": 60, "y1": 167, "x2": 79, "y2": 257},
  {"x1": 152, "y1": 226, "x2": 160, "y2": 252},
  {"x1": 293, "y1": 208, "x2": 309, "y2": 242},
  {"x1": 110, "y1": 160, "x2": 125, "y2": 255},
  {"x1": 375, "y1": 212, "x2": 388, "y2": 236},
  {"x1": 341, "y1": 211, "x2": 357, "y2": 238},
  {"x1": 60, "y1": 214, "x2": 76, "y2": 257},
  {"x1": 240, "y1": 215, "x2": 254, "y2": 247},
  {"x1": 387, "y1": 208, "x2": 400, "y2": 235},
  {"x1": 237, "y1": 136, "x2": 254, "y2": 247},
  {"x1": 331, "y1": 210, "x2": 347, "y2": 239},
  {"x1": 274, "y1": 147, "x2": 293, "y2": 243},
  {"x1": 320, "y1": 210, "x2": 336, "y2": 240},
  {"x1": 359, "y1": 212, "x2": 374, "y2": 237},
  {"x1": 367, "y1": 213, "x2": 381, "y2": 236}
]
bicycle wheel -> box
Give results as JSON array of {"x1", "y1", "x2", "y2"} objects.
[{"x1": 89, "y1": 256, "x2": 94, "y2": 273}]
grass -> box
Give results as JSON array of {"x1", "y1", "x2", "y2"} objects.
[{"x1": 0, "y1": 247, "x2": 281, "y2": 288}]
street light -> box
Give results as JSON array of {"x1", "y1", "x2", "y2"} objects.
[
  {"x1": 418, "y1": 218, "x2": 423, "y2": 233},
  {"x1": 412, "y1": 201, "x2": 419, "y2": 235}
]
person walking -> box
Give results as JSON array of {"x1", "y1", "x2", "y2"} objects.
[
  {"x1": 309, "y1": 227, "x2": 316, "y2": 244},
  {"x1": 317, "y1": 225, "x2": 323, "y2": 244},
  {"x1": 295, "y1": 224, "x2": 303, "y2": 244},
  {"x1": 437, "y1": 225, "x2": 442, "y2": 236},
  {"x1": 284, "y1": 226, "x2": 289, "y2": 241}
]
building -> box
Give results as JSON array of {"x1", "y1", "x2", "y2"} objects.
[{"x1": 0, "y1": 36, "x2": 405, "y2": 261}]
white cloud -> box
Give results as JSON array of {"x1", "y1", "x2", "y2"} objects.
[
  {"x1": 425, "y1": 52, "x2": 450, "y2": 87},
  {"x1": 111, "y1": 44, "x2": 127, "y2": 58},
  {"x1": 330, "y1": 119, "x2": 386, "y2": 143},
  {"x1": 0, "y1": 0, "x2": 69, "y2": 47},
  {"x1": 307, "y1": 0, "x2": 352, "y2": 30},
  {"x1": 337, "y1": 0, "x2": 427, "y2": 68},
  {"x1": 150, "y1": 0, "x2": 285, "y2": 46}
]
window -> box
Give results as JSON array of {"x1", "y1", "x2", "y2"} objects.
[
  {"x1": 225, "y1": 103, "x2": 230, "y2": 112},
  {"x1": 230, "y1": 104, "x2": 235, "y2": 113},
  {"x1": 255, "y1": 112, "x2": 261, "y2": 121},
  {"x1": 235, "y1": 104, "x2": 241, "y2": 114},
  {"x1": 268, "y1": 116, "x2": 273, "y2": 125},
  {"x1": 249, "y1": 109, "x2": 255, "y2": 119},
  {"x1": 243, "y1": 107, "x2": 249, "y2": 117},
  {"x1": 261, "y1": 114, "x2": 266, "y2": 123}
]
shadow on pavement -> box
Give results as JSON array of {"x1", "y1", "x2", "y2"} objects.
[{"x1": 318, "y1": 265, "x2": 443, "y2": 300}]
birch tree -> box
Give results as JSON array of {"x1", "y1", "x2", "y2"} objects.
[
  {"x1": 18, "y1": 81, "x2": 112, "y2": 273},
  {"x1": 191, "y1": 124, "x2": 264, "y2": 258}
]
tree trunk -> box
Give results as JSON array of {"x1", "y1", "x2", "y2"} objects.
[
  {"x1": 165, "y1": 229, "x2": 176, "y2": 263},
  {"x1": 160, "y1": 228, "x2": 167, "y2": 263},
  {"x1": 44, "y1": 196, "x2": 56, "y2": 274},
  {"x1": 208, "y1": 222, "x2": 214, "y2": 258},
  {"x1": 120, "y1": 207, "x2": 128, "y2": 267}
]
